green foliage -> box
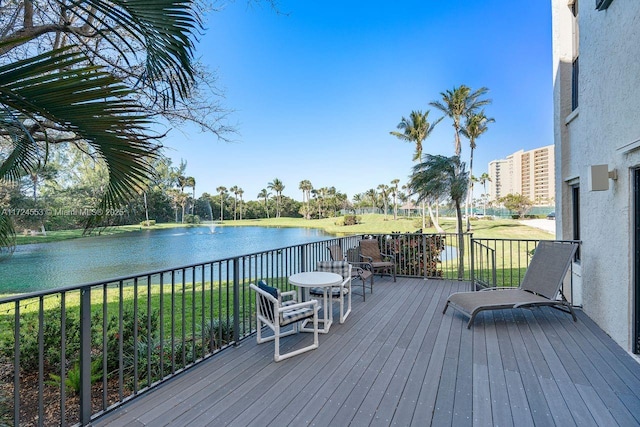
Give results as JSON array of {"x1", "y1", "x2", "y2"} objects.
[
  {"x1": 100, "y1": 306, "x2": 159, "y2": 374},
  {"x1": 141, "y1": 220, "x2": 156, "y2": 226},
  {"x1": 391, "y1": 234, "x2": 445, "y2": 277},
  {"x1": 183, "y1": 214, "x2": 201, "y2": 224},
  {"x1": 0, "y1": 306, "x2": 81, "y2": 371},
  {"x1": 342, "y1": 215, "x2": 361, "y2": 226},
  {"x1": 46, "y1": 358, "x2": 103, "y2": 395},
  {"x1": 200, "y1": 318, "x2": 235, "y2": 351},
  {"x1": 500, "y1": 193, "x2": 533, "y2": 219}
]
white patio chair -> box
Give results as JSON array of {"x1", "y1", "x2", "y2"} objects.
[
  {"x1": 310, "y1": 261, "x2": 352, "y2": 324},
  {"x1": 250, "y1": 280, "x2": 319, "y2": 362}
]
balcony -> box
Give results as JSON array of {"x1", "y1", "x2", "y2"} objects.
[
  {"x1": 1, "y1": 235, "x2": 639, "y2": 426},
  {"x1": 94, "y1": 275, "x2": 640, "y2": 426}
]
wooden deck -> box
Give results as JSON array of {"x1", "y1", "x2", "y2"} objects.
[{"x1": 94, "y1": 277, "x2": 640, "y2": 426}]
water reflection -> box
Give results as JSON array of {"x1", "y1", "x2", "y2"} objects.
[{"x1": 0, "y1": 226, "x2": 329, "y2": 293}]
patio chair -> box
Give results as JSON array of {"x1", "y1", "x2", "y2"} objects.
[
  {"x1": 250, "y1": 280, "x2": 319, "y2": 362},
  {"x1": 309, "y1": 260, "x2": 352, "y2": 323},
  {"x1": 443, "y1": 241, "x2": 579, "y2": 328},
  {"x1": 358, "y1": 239, "x2": 397, "y2": 282},
  {"x1": 328, "y1": 244, "x2": 373, "y2": 300}
]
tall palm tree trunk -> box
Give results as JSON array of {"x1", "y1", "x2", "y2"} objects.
[{"x1": 455, "y1": 201, "x2": 465, "y2": 279}]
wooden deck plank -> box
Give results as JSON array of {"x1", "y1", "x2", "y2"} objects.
[
  {"x1": 430, "y1": 293, "x2": 462, "y2": 427},
  {"x1": 503, "y1": 309, "x2": 554, "y2": 426},
  {"x1": 471, "y1": 315, "x2": 493, "y2": 427},
  {"x1": 224, "y1": 279, "x2": 415, "y2": 427},
  {"x1": 92, "y1": 278, "x2": 640, "y2": 427},
  {"x1": 244, "y1": 278, "x2": 421, "y2": 427},
  {"x1": 323, "y1": 280, "x2": 436, "y2": 426},
  {"x1": 451, "y1": 313, "x2": 474, "y2": 427},
  {"x1": 544, "y1": 308, "x2": 640, "y2": 426},
  {"x1": 390, "y1": 280, "x2": 453, "y2": 426},
  {"x1": 528, "y1": 309, "x2": 598, "y2": 427},
  {"x1": 485, "y1": 311, "x2": 514, "y2": 427},
  {"x1": 370, "y1": 282, "x2": 449, "y2": 427}
]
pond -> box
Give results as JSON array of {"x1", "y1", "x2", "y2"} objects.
[{"x1": 0, "y1": 226, "x2": 331, "y2": 294}]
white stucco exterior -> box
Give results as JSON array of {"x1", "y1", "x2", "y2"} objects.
[{"x1": 552, "y1": 0, "x2": 640, "y2": 352}]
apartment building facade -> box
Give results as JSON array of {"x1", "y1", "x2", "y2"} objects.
[
  {"x1": 488, "y1": 145, "x2": 555, "y2": 204},
  {"x1": 552, "y1": 0, "x2": 640, "y2": 354}
]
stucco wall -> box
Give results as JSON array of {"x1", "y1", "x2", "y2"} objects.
[{"x1": 552, "y1": 0, "x2": 640, "y2": 351}]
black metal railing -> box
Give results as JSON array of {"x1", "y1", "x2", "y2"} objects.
[
  {"x1": 470, "y1": 238, "x2": 580, "y2": 302},
  {"x1": 0, "y1": 233, "x2": 571, "y2": 426}
]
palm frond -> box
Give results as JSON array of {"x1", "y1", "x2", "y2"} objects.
[
  {"x1": 0, "y1": 46, "x2": 157, "y2": 209},
  {"x1": 0, "y1": 106, "x2": 41, "y2": 181},
  {"x1": 0, "y1": 214, "x2": 16, "y2": 260},
  {"x1": 63, "y1": 0, "x2": 201, "y2": 103}
]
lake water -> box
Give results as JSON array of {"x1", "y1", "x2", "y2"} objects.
[{"x1": 0, "y1": 226, "x2": 331, "y2": 294}]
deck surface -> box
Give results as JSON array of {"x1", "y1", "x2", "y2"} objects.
[{"x1": 94, "y1": 277, "x2": 640, "y2": 426}]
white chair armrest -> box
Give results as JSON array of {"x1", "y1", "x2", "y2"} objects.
[
  {"x1": 281, "y1": 290, "x2": 298, "y2": 300},
  {"x1": 277, "y1": 299, "x2": 318, "y2": 313}
]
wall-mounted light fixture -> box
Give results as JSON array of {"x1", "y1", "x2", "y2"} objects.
[{"x1": 589, "y1": 164, "x2": 618, "y2": 191}]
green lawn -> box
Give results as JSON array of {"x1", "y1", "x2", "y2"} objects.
[
  {"x1": 218, "y1": 214, "x2": 554, "y2": 240},
  {"x1": 13, "y1": 214, "x2": 553, "y2": 246}
]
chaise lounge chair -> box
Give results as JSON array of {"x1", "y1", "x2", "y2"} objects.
[{"x1": 443, "y1": 240, "x2": 579, "y2": 328}]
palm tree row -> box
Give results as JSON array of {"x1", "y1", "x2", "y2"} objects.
[{"x1": 391, "y1": 84, "x2": 494, "y2": 278}]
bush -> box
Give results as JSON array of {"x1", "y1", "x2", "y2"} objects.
[
  {"x1": 1, "y1": 307, "x2": 81, "y2": 372},
  {"x1": 140, "y1": 219, "x2": 156, "y2": 226},
  {"x1": 342, "y1": 215, "x2": 361, "y2": 226},
  {"x1": 183, "y1": 214, "x2": 201, "y2": 224},
  {"x1": 390, "y1": 234, "x2": 445, "y2": 277}
]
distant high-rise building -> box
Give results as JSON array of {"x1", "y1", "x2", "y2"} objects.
[{"x1": 488, "y1": 145, "x2": 555, "y2": 205}]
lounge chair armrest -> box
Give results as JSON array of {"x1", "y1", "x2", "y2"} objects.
[
  {"x1": 360, "y1": 254, "x2": 374, "y2": 262},
  {"x1": 380, "y1": 252, "x2": 396, "y2": 260},
  {"x1": 277, "y1": 299, "x2": 318, "y2": 313},
  {"x1": 479, "y1": 286, "x2": 517, "y2": 291}
]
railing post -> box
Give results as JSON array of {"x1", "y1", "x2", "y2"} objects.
[
  {"x1": 422, "y1": 234, "x2": 428, "y2": 281},
  {"x1": 300, "y1": 245, "x2": 306, "y2": 272},
  {"x1": 491, "y1": 247, "x2": 497, "y2": 287},
  {"x1": 470, "y1": 237, "x2": 475, "y2": 290},
  {"x1": 233, "y1": 257, "x2": 240, "y2": 345},
  {"x1": 79, "y1": 286, "x2": 92, "y2": 425}
]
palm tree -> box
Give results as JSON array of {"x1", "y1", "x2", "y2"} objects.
[
  {"x1": 429, "y1": 85, "x2": 490, "y2": 156},
  {"x1": 365, "y1": 189, "x2": 377, "y2": 212},
  {"x1": 299, "y1": 180, "x2": 313, "y2": 219},
  {"x1": 0, "y1": 1, "x2": 201, "y2": 250},
  {"x1": 461, "y1": 110, "x2": 494, "y2": 230},
  {"x1": 268, "y1": 178, "x2": 285, "y2": 218},
  {"x1": 186, "y1": 176, "x2": 196, "y2": 215},
  {"x1": 390, "y1": 179, "x2": 400, "y2": 220},
  {"x1": 377, "y1": 184, "x2": 390, "y2": 220},
  {"x1": 237, "y1": 188, "x2": 244, "y2": 220},
  {"x1": 390, "y1": 109, "x2": 443, "y2": 231},
  {"x1": 479, "y1": 173, "x2": 492, "y2": 216},
  {"x1": 175, "y1": 175, "x2": 190, "y2": 223},
  {"x1": 390, "y1": 110, "x2": 442, "y2": 161},
  {"x1": 216, "y1": 186, "x2": 227, "y2": 221},
  {"x1": 230, "y1": 185, "x2": 239, "y2": 220},
  {"x1": 257, "y1": 189, "x2": 270, "y2": 218},
  {"x1": 410, "y1": 155, "x2": 469, "y2": 278}
]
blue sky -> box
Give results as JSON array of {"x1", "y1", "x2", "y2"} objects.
[{"x1": 161, "y1": 0, "x2": 553, "y2": 202}]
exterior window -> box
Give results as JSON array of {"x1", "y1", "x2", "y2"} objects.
[
  {"x1": 596, "y1": 0, "x2": 613, "y2": 11},
  {"x1": 572, "y1": 185, "x2": 580, "y2": 261},
  {"x1": 572, "y1": 57, "x2": 579, "y2": 111},
  {"x1": 571, "y1": 0, "x2": 579, "y2": 111}
]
